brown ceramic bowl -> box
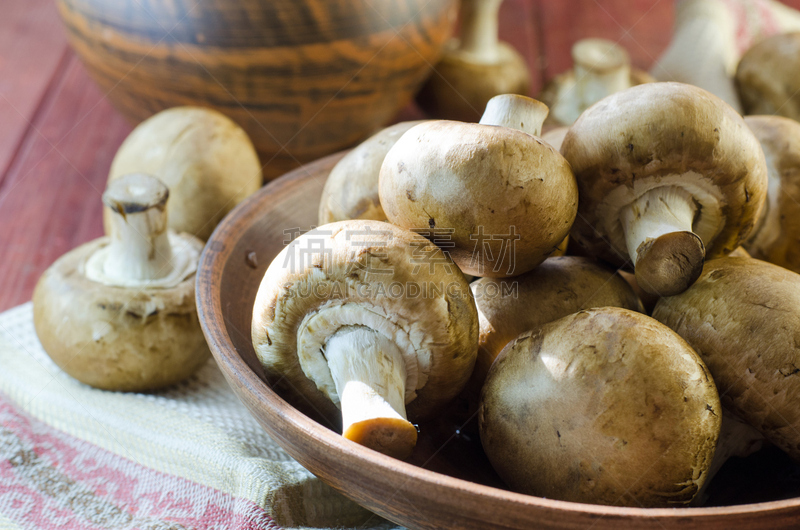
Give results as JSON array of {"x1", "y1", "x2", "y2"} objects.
[
  {"x1": 197, "y1": 152, "x2": 800, "y2": 529},
  {"x1": 57, "y1": 0, "x2": 456, "y2": 180}
]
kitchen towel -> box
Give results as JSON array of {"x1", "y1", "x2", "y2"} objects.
[{"x1": 0, "y1": 303, "x2": 402, "y2": 530}]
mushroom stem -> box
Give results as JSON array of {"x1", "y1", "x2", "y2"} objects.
[
  {"x1": 325, "y1": 326, "x2": 418, "y2": 459},
  {"x1": 102, "y1": 174, "x2": 175, "y2": 282},
  {"x1": 479, "y1": 94, "x2": 549, "y2": 136},
  {"x1": 620, "y1": 186, "x2": 705, "y2": 296},
  {"x1": 459, "y1": 0, "x2": 502, "y2": 62},
  {"x1": 85, "y1": 173, "x2": 198, "y2": 288},
  {"x1": 572, "y1": 39, "x2": 631, "y2": 114}
]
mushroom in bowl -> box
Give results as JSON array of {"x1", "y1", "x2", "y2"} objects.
[
  {"x1": 562, "y1": 82, "x2": 767, "y2": 296},
  {"x1": 251, "y1": 219, "x2": 477, "y2": 459},
  {"x1": 380, "y1": 94, "x2": 577, "y2": 278}
]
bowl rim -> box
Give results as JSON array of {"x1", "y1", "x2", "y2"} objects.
[{"x1": 196, "y1": 152, "x2": 800, "y2": 525}]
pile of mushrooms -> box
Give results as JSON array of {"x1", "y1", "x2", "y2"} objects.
[{"x1": 255, "y1": 31, "x2": 800, "y2": 507}]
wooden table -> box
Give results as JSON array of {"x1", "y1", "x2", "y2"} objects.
[{"x1": 0, "y1": 0, "x2": 792, "y2": 311}]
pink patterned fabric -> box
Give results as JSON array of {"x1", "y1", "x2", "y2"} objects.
[{"x1": 0, "y1": 392, "x2": 280, "y2": 530}]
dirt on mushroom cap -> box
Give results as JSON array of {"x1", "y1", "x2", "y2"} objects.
[
  {"x1": 653, "y1": 257, "x2": 800, "y2": 462},
  {"x1": 479, "y1": 307, "x2": 721, "y2": 507}
]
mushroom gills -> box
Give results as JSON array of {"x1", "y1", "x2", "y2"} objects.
[
  {"x1": 325, "y1": 326, "x2": 418, "y2": 459},
  {"x1": 620, "y1": 185, "x2": 705, "y2": 296}
]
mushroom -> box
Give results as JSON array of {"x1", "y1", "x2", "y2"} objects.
[
  {"x1": 653, "y1": 256, "x2": 800, "y2": 463},
  {"x1": 540, "y1": 126, "x2": 569, "y2": 151},
  {"x1": 105, "y1": 106, "x2": 262, "y2": 241},
  {"x1": 737, "y1": 33, "x2": 800, "y2": 120},
  {"x1": 470, "y1": 256, "x2": 643, "y2": 393},
  {"x1": 380, "y1": 94, "x2": 577, "y2": 278},
  {"x1": 562, "y1": 82, "x2": 767, "y2": 297},
  {"x1": 251, "y1": 219, "x2": 477, "y2": 459},
  {"x1": 479, "y1": 307, "x2": 721, "y2": 507},
  {"x1": 318, "y1": 120, "x2": 425, "y2": 225},
  {"x1": 539, "y1": 39, "x2": 654, "y2": 127},
  {"x1": 32, "y1": 174, "x2": 208, "y2": 391},
  {"x1": 741, "y1": 115, "x2": 800, "y2": 273},
  {"x1": 415, "y1": 0, "x2": 531, "y2": 122},
  {"x1": 694, "y1": 407, "x2": 764, "y2": 505}
]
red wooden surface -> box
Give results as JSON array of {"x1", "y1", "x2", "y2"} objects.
[{"x1": 3, "y1": 0, "x2": 800, "y2": 311}]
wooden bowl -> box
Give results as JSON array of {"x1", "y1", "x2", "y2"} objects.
[
  {"x1": 197, "y1": 152, "x2": 800, "y2": 529},
  {"x1": 56, "y1": 0, "x2": 456, "y2": 179}
]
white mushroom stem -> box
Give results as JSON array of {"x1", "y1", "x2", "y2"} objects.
[
  {"x1": 620, "y1": 186, "x2": 705, "y2": 296},
  {"x1": 85, "y1": 173, "x2": 198, "y2": 288},
  {"x1": 479, "y1": 94, "x2": 549, "y2": 136},
  {"x1": 621, "y1": 187, "x2": 697, "y2": 266},
  {"x1": 650, "y1": 0, "x2": 742, "y2": 112},
  {"x1": 572, "y1": 39, "x2": 631, "y2": 114},
  {"x1": 325, "y1": 326, "x2": 418, "y2": 458},
  {"x1": 459, "y1": 0, "x2": 502, "y2": 62}
]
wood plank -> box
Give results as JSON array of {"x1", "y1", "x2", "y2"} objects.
[
  {"x1": 0, "y1": 54, "x2": 132, "y2": 312},
  {"x1": 0, "y1": 0, "x2": 69, "y2": 183},
  {"x1": 538, "y1": 0, "x2": 674, "y2": 81}
]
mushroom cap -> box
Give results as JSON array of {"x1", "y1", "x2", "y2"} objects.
[
  {"x1": 562, "y1": 82, "x2": 767, "y2": 267},
  {"x1": 416, "y1": 40, "x2": 531, "y2": 122},
  {"x1": 318, "y1": 121, "x2": 425, "y2": 225},
  {"x1": 380, "y1": 121, "x2": 577, "y2": 277},
  {"x1": 470, "y1": 256, "x2": 643, "y2": 389},
  {"x1": 32, "y1": 236, "x2": 209, "y2": 391},
  {"x1": 105, "y1": 106, "x2": 262, "y2": 241},
  {"x1": 653, "y1": 257, "x2": 800, "y2": 462},
  {"x1": 736, "y1": 32, "x2": 800, "y2": 121},
  {"x1": 743, "y1": 115, "x2": 800, "y2": 273},
  {"x1": 479, "y1": 307, "x2": 721, "y2": 507},
  {"x1": 251, "y1": 220, "x2": 478, "y2": 423}
]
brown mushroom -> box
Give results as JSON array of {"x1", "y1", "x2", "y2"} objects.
[
  {"x1": 415, "y1": 0, "x2": 531, "y2": 122},
  {"x1": 736, "y1": 32, "x2": 800, "y2": 120},
  {"x1": 318, "y1": 121, "x2": 425, "y2": 225},
  {"x1": 562, "y1": 82, "x2": 767, "y2": 296},
  {"x1": 251, "y1": 220, "x2": 477, "y2": 459},
  {"x1": 470, "y1": 256, "x2": 643, "y2": 392},
  {"x1": 743, "y1": 115, "x2": 800, "y2": 273},
  {"x1": 479, "y1": 307, "x2": 721, "y2": 507},
  {"x1": 105, "y1": 106, "x2": 262, "y2": 241},
  {"x1": 380, "y1": 94, "x2": 577, "y2": 278},
  {"x1": 653, "y1": 257, "x2": 800, "y2": 462},
  {"x1": 33, "y1": 174, "x2": 208, "y2": 391},
  {"x1": 540, "y1": 38, "x2": 654, "y2": 127}
]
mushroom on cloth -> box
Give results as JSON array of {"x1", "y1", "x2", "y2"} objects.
[
  {"x1": 318, "y1": 121, "x2": 425, "y2": 225},
  {"x1": 653, "y1": 257, "x2": 800, "y2": 462},
  {"x1": 251, "y1": 220, "x2": 477, "y2": 459},
  {"x1": 539, "y1": 38, "x2": 654, "y2": 127},
  {"x1": 105, "y1": 106, "x2": 262, "y2": 241},
  {"x1": 562, "y1": 82, "x2": 767, "y2": 296},
  {"x1": 479, "y1": 307, "x2": 721, "y2": 507},
  {"x1": 380, "y1": 94, "x2": 577, "y2": 278},
  {"x1": 743, "y1": 115, "x2": 800, "y2": 273},
  {"x1": 33, "y1": 174, "x2": 208, "y2": 391},
  {"x1": 415, "y1": 0, "x2": 530, "y2": 122}
]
